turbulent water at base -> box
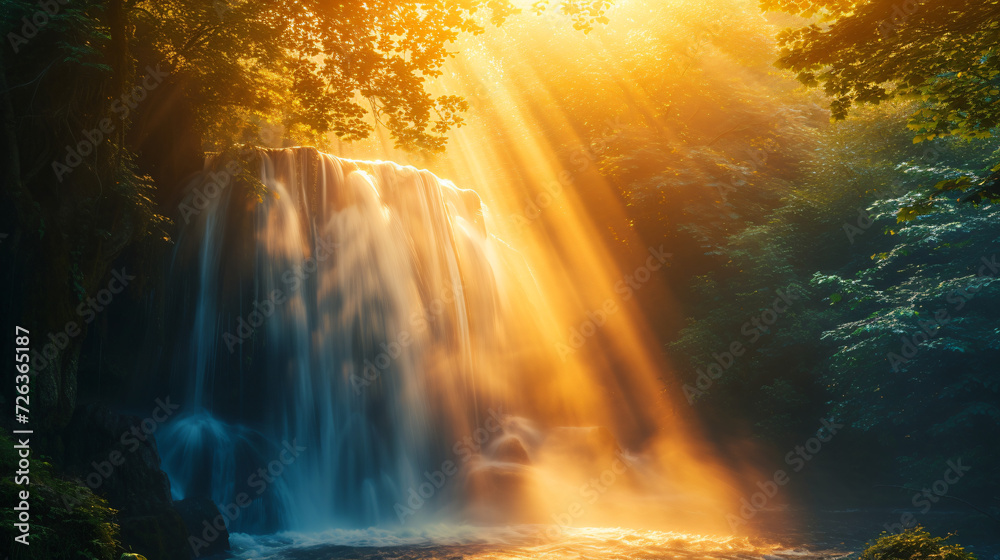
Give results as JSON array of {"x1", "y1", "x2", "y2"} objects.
[{"x1": 224, "y1": 526, "x2": 849, "y2": 560}]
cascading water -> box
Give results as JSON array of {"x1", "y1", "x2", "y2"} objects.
[
  {"x1": 159, "y1": 147, "x2": 548, "y2": 533},
  {"x1": 155, "y1": 147, "x2": 741, "y2": 548}
]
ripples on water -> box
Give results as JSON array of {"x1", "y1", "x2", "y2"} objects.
[{"x1": 229, "y1": 526, "x2": 849, "y2": 560}]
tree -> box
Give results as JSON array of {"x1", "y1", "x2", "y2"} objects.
[{"x1": 761, "y1": 0, "x2": 1000, "y2": 204}]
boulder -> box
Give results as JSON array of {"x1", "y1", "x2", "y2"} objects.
[
  {"x1": 62, "y1": 403, "x2": 192, "y2": 560},
  {"x1": 116, "y1": 505, "x2": 190, "y2": 560},
  {"x1": 464, "y1": 461, "x2": 542, "y2": 523},
  {"x1": 488, "y1": 434, "x2": 531, "y2": 465},
  {"x1": 175, "y1": 497, "x2": 231, "y2": 558}
]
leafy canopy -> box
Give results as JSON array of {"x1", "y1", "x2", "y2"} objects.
[
  {"x1": 761, "y1": 0, "x2": 1000, "y2": 202},
  {"x1": 132, "y1": 0, "x2": 611, "y2": 152}
]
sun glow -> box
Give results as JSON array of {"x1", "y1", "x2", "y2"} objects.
[{"x1": 323, "y1": 0, "x2": 774, "y2": 537}]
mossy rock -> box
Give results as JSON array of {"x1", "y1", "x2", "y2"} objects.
[{"x1": 117, "y1": 505, "x2": 190, "y2": 560}]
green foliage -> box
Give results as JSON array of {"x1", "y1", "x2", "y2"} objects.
[
  {"x1": 762, "y1": 0, "x2": 1000, "y2": 205},
  {"x1": 762, "y1": 0, "x2": 1000, "y2": 139},
  {"x1": 0, "y1": 430, "x2": 120, "y2": 560},
  {"x1": 860, "y1": 527, "x2": 978, "y2": 560},
  {"x1": 817, "y1": 194, "x2": 1000, "y2": 433},
  {"x1": 665, "y1": 101, "x2": 1000, "y2": 494}
]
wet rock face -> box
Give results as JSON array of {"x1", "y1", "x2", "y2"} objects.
[
  {"x1": 175, "y1": 497, "x2": 231, "y2": 558},
  {"x1": 32, "y1": 339, "x2": 82, "y2": 435},
  {"x1": 61, "y1": 403, "x2": 200, "y2": 560},
  {"x1": 117, "y1": 507, "x2": 190, "y2": 560},
  {"x1": 63, "y1": 403, "x2": 173, "y2": 513}
]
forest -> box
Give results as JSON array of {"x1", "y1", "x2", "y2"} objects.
[{"x1": 1, "y1": 0, "x2": 998, "y2": 559}]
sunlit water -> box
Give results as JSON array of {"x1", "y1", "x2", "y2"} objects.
[{"x1": 226, "y1": 526, "x2": 842, "y2": 560}]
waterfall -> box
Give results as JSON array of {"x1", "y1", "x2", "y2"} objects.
[
  {"x1": 159, "y1": 147, "x2": 529, "y2": 532},
  {"x1": 155, "y1": 147, "x2": 732, "y2": 540}
]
